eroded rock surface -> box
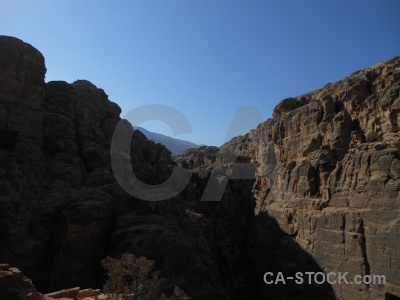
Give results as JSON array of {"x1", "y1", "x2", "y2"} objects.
[
  {"x1": 0, "y1": 36, "x2": 225, "y2": 299},
  {"x1": 0, "y1": 264, "x2": 43, "y2": 300},
  {"x1": 1, "y1": 35, "x2": 399, "y2": 300},
  {"x1": 176, "y1": 56, "x2": 400, "y2": 299}
]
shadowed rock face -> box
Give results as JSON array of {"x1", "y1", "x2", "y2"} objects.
[
  {"x1": 0, "y1": 35, "x2": 397, "y2": 300},
  {"x1": 0, "y1": 36, "x2": 192, "y2": 294},
  {"x1": 0, "y1": 36, "x2": 231, "y2": 299},
  {"x1": 0, "y1": 264, "x2": 43, "y2": 300},
  {"x1": 0, "y1": 36, "x2": 46, "y2": 109},
  {"x1": 175, "y1": 56, "x2": 400, "y2": 299}
]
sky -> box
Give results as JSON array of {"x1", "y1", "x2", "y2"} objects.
[{"x1": 2, "y1": 0, "x2": 400, "y2": 146}]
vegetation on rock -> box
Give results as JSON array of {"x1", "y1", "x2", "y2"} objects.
[{"x1": 102, "y1": 253, "x2": 190, "y2": 300}]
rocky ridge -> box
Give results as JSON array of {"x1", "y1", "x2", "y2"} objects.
[
  {"x1": 0, "y1": 36, "x2": 225, "y2": 299},
  {"x1": 0, "y1": 35, "x2": 399, "y2": 300},
  {"x1": 134, "y1": 126, "x2": 200, "y2": 156},
  {"x1": 176, "y1": 55, "x2": 400, "y2": 299}
]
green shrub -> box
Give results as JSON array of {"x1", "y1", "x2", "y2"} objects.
[{"x1": 102, "y1": 253, "x2": 190, "y2": 300}]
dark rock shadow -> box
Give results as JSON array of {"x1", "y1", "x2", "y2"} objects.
[
  {"x1": 249, "y1": 210, "x2": 336, "y2": 300},
  {"x1": 182, "y1": 174, "x2": 337, "y2": 300}
]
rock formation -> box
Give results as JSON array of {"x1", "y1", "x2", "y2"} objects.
[
  {"x1": 176, "y1": 56, "x2": 400, "y2": 299},
  {"x1": 0, "y1": 263, "x2": 101, "y2": 300},
  {"x1": 0, "y1": 264, "x2": 43, "y2": 300},
  {"x1": 0, "y1": 36, "x2": 228, "y2": 300},
  {"x1": 0, "y1": 35, "x2": 399, "y2": 299},
  {"x1": 134, "y1": 126, "x2": 200, "y2": 156}
]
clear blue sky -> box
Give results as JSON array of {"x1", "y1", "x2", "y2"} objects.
[{"x1": 2, "y1": 0, "x2": 399, "y2": 146}]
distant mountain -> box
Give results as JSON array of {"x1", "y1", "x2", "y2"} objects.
[{"x1": 134, "y1": 126, "x2": 200, "y2": 156}]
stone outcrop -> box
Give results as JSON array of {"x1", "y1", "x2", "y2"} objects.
[
  {"x1": 76, "y1": 289, "x2": 101, "y2": 299},
  {"x1": 44, "y1": 287, "x2": 80, "y2": 299},
  {"x1": 134, "y1": 126, "x2": 200, "y2": 156},
  {"x1": 0, "y1": 36, "x2": 224, "y2": 299},
  {"x1": 257, "y1": 57, "x2": 400, "y2": 300},
  {"x1": 0, "y1": 264, "x2": 43, "y2": 300},
  {"x1": 0, "y1": 35, "x2": 399, "y2": 300},
  {"x1": 176, "y1": 56, "x2": 400, "y2": 299}
]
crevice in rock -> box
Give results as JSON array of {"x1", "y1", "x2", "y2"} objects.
[
  {"x1": 341, "y1": 214, "x2": 346, "y2": 255},
  {"x1": 357, "y1": 218, "x2": 371, "y2": 290}
]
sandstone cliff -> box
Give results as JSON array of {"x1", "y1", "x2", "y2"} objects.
[
  {"x1": 0, "y1": 35, "x2": 399, "y2": 300},
  {"x1": 176, "y1": 56, "x2": 400, "y2": 299},
  {"x1": 0, "y1": 36, "x2": 226, "y2": 299}
]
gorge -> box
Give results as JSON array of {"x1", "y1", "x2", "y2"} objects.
[{"x1": 0, "y1": 36, "x2": 399, "y2": 300}]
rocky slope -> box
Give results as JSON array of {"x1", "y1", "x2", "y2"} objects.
[
  {"x1": 0, "y1": 36, "x2": 226, "y2": 299},
  {"x1": 176, "y1": 56, "x2": 400, "y2": 299},
  {"x1": 0, "y1": 264, "x2": 43, "y2": 300},
  {"x1": 134, "y1": 126, "x2": 199, "y2": 156},
  {"x1": 0, "y1": 264, "x2": 101, "y2": 300},
  {"x1": 0, "y1": 35, "x2": 399, "y2": 300}
]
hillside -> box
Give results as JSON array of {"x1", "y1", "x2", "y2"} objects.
[
  {"x1": 133, "y1": 126, "x2": 199, "y2": 156},
  {"x1": 0, "y1": 35, "x2": 399, "y2": 300}
]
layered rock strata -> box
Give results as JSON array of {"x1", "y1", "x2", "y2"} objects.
[
  {"x1": 176, "y1": 56, "x2": 400, "y2": 299},
  {"x1": 0, "y1": 36, "x2": 225, "y2": 299},
  {"x1": 1, "y1": 35, "x2": 399, "y2": 300}
]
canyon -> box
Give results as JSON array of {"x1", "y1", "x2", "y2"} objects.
[{"x1": 0, "y1": 36, "x2": 399, "y2": 299}]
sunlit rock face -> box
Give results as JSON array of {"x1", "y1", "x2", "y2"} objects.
[
  {"x1": 0, "y1": 35, "x2": 399, "y2": 299},
  {"x1": 177, "y1": 55, "x2": 400, "y2": 299}
]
